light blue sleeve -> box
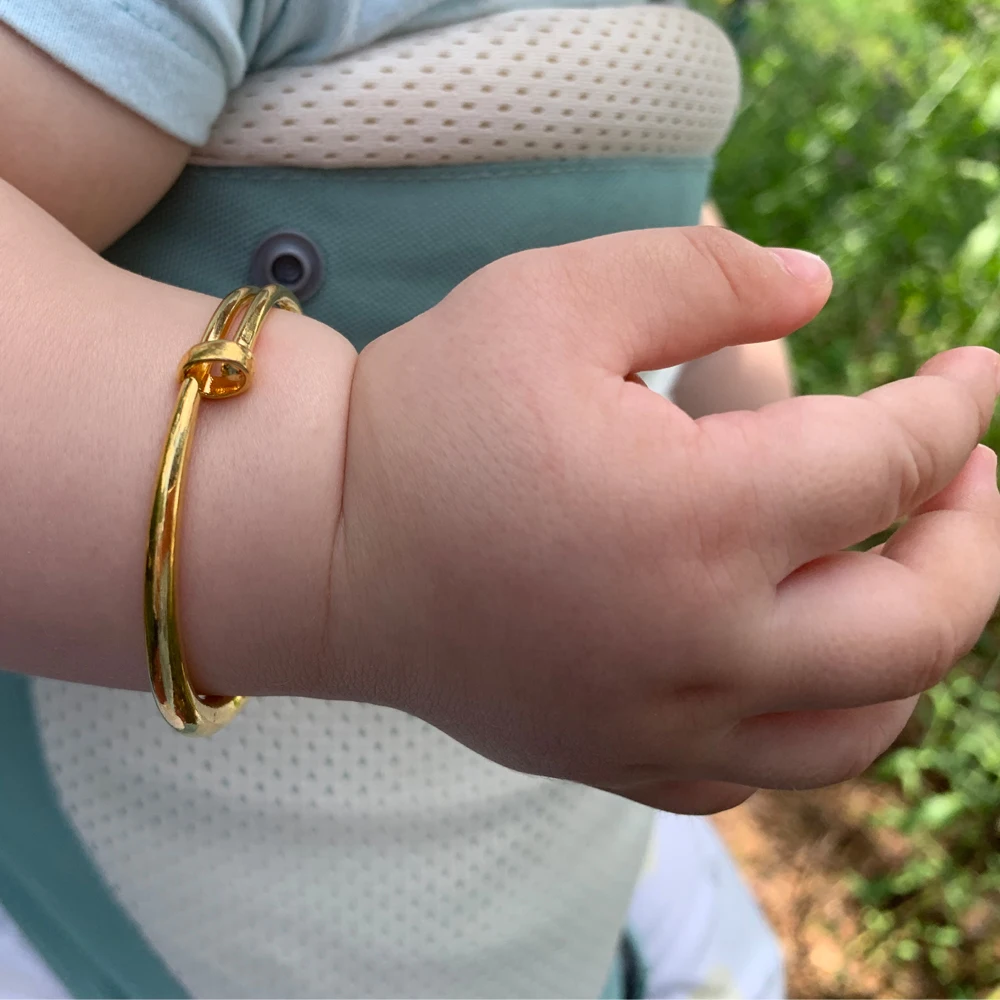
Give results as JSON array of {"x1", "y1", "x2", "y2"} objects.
[
  {"x1": 0, "y1": 0, "x2": 688, "y2": 145},
  {"x1": 0, "y1": 0, "x2": 363, "y2": 145}
]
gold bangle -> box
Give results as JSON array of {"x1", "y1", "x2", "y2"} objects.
[{"x1": 145, "y1": 285, "x2": 302, "y2": 736}]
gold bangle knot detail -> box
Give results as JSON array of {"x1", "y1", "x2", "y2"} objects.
[{"x1": 180, "y1": 339, "x2": 255, "y2": 398}]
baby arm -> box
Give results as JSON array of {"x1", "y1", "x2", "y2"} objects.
[
  {"x1": 0, "y1": 25, "x2": 358, "y2": 697},
  {"x1": 0, "y1": 21, "x2": 189, "y2": 249}
]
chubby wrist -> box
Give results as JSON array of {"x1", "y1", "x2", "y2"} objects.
[{"x1": 176, "y1": 305, "x2": 358, "y2": 699}]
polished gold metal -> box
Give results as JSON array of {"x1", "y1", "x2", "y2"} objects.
[{"x1": 145, "y1": 285, "x2": 302, "y2": 736}]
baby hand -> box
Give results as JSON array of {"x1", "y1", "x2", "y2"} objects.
[{"x1": 331, "y1": 228, "x2": 1000, "y2": 814}]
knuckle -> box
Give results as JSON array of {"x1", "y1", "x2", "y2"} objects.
[
  {"x1": 688, "y1": 416, "x2": 768, "y2": 569},
  {"x1": 894, "y1": 432, "x2": 929, "y2": 515},
  {"x1": 909, "y1": 610, "x2": 960, "y2": 692},
  {"x1": 677, "y1": 227, "x2": 755, "y2": 311},
  {"x1": 461, "y1": 248, "x2": 583, "y2": 355},
  {"x1": 484, "y1": 244, "x2": 606, "y2": 326},
  {"x1": 475, "y1": 247, "x2": 552, "y2": 302},
  {"x1": 880, "y1": 375, "x2": 985, "y2": 514},
  {"x1": 882, "y1": 401, "x2": 939, "y2": 514}
]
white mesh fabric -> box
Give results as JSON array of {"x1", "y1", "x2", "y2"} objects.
[
  {"x1": 33, "y1": 682, "x2": 652, "y2": 998},
  {"x1": 194, "y1": 5, "x2": 740, "y2": 169}
]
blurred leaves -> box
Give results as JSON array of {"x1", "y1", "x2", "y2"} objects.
[
  {"x1": 856, "y1": 657, "x2": 1000, "y2": 994},
  {"x1": 692, "y1": 0, "x2": 1000, "y2": 995},
  {"x1": 698, "y1": 0, "x2": 1000, "y2": 407}
]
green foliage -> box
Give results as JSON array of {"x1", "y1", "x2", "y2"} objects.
[
  {"x1": 858, "y1": 655, "x2": 1000, "y2": 994},
  {"x1": 709, "y1": 0, "x2": 1000, "y2": 414},
  {"x1": 694, "y1": 0, "x2": 1000, "y2": 994}
]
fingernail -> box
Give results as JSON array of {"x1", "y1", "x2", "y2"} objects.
[
  {"x1": 769, "y1": 248, "x2": 831, "y2": 284},
  {"x1": 977, "y1": 444, "x2": 998, "y2": 474}
]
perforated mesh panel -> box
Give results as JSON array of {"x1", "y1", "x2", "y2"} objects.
[
  {"x1": 33, "y1": 683, "x2": 653, "y2": 998},
  {"x1": 194, "y1": 6, "x2": 740, "y2": 169}
]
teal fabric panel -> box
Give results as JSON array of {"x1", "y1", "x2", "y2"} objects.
[
  {"x1": 3, "y1": 154, "x2": 709, "y2": 998},
  {"x1": 0, "y1": 670, "x2": 188, "y2": 998},
  {"x1": 599, "y1": 934, "x2": 646, "y2": 999},
  {"x1": 104, "y1": 157, "x2": 712, "y2": 349},
  {"x1": 600, "y1": 945, "x2": 626, "y2": 999}
]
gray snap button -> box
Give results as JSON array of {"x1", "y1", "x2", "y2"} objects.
[{"x1": 250, "y1": 230, "x2": 324, "y2": 302}]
